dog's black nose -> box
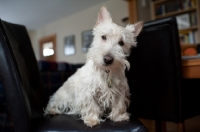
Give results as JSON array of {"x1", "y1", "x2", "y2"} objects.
[{"x1": 103, "y1": 55, "x2": 113, "y2": 65}]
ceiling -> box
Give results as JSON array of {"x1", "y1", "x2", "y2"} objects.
[{"x1": 0, "y1": 0, "x2": 108, "y2": 30}]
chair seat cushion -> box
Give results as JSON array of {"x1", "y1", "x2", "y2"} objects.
[{"x1": 36, "y1": 114, "x2": 148, "y2": 132}]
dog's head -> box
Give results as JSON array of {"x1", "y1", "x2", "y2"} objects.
[{"x1": 87, "y1": 7, "x2": 143, "y2": 73}]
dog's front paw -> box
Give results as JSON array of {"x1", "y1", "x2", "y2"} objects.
[
  {"x1": 109, "y1": 112, "x2": 130, "y2": 122},
  {"x1": 44, "y1": 107, "x2": 62, "y2": 116},
  {"x1": 49, "y1": 109, "x2": 61, "y2": 115},
  {"x1": 84, "y1": 118, "x2": 100, "y2": 127}
]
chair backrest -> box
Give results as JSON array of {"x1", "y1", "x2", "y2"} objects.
[
  {"x1": 127, "y1": 17, "x2": 183, "y2": 122},
  {"x1": 0, "y1": 19, "x2": 44, "y2": 132}
]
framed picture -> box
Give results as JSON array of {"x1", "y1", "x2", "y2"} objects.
[
  {"x1": 176, "y1": 13, "x2": 190, "y2": 30},
  {"x1": 82, "y1": 29, "x2": 93, "y2": 53},
  {"x1": 64, "y1": 35, "x2": 75, "y2": 56}
]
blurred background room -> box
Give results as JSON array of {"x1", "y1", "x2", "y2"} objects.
[{"x1": 0, "y1": 0, "x2": 200, "y2": 132}]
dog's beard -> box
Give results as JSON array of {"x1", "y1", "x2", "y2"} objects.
[
  {"x1": 90, "y1": 58, "x2": 129, "y2": 76},
  {"x1": 87, "y1": 48, "x2": 130, "y2": 73}
]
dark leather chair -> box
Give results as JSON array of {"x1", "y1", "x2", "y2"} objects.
[
  {"x1": 127, "y1": 17, "x2": 200, "y2": 132},
  {"x1": 0, "y1": 19, "x2": 148, "y2": 132}
]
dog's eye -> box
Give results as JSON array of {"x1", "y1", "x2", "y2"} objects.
[
  {"x1": 102, "y1": 35, "x2": 106, "y2": 40},
  {"x1": 118, "y1": 41, "x2": 124, "y2": 46}
]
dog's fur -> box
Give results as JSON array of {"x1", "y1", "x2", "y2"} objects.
[{"x1": 44, "y1": 7, "x2": 143, "y2": 127}]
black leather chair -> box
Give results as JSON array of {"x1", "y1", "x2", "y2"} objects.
[
  {"x1": 127, "y1": 17, "x2": 200, "y2": 132},
  {"x1": 0, "y1": 19, "x2": 148, "y2": 132}
]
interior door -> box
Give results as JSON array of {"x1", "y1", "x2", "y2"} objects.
[{"x1": 39, "y1": 34, "x2": 56, "y2": 61}]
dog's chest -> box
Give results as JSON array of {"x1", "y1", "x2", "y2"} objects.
[{"x1": 92, "y1": 74, "x2": 121, "y2": 108}]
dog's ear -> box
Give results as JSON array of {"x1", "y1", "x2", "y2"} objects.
[
  {"x1": 96, "y1": 6, "x2": 112, "y2": 26},
  {"x1": 125, "y1": 22, "x2": 143, "y2": 36},
  {"x1": 134, "y1": 22, "x2": 143, "y2": 36}
]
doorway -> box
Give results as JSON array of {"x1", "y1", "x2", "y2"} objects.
[{"x1": 39, "y1": 34, "x2": 56, "y2": 61}]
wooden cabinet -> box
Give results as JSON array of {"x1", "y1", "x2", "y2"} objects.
[{"x1": 150, "y1": 0, "x2": 200, "y2": 49}]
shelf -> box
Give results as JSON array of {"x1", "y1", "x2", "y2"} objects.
[
  {"x1": 180, "y1": 44, "x2": 197, "y2": 51},
  {"x1": 182, "y1": 58, "x2": 200, "y2": 66},
  {"x1": 155, "y1": 7, "x2": 196, "y2": 19},
  {"x1": 179, "y1": 26, "x2": 198, "y2": 34},
  {"x1": 181, "y1": 44, "x2": 198, "y2": 46},
  {"x1": 151, "y1": 0, "x2": 200, "y2": 46},
  {"x1": 153, "y1": 0, "x2": 175, "y2": 5}
]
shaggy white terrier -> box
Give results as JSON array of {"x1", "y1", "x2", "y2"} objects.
[{"x1": 45, "y1": 7, "x2": 143, "y2": 127}]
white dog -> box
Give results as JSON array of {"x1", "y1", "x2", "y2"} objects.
[{"x1": 45, "y1": 7, "x2": 143, "y2": 127}]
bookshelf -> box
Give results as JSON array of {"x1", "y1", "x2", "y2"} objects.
[{"x1": 151, "y1": 0, "x2": 200, "y2": 49}]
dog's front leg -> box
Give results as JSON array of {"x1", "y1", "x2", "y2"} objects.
[
  {"x1": 108, "y1": 96, "x2": 130, "y2": 122},
  {"x1": 81, "y1": 100, "x2": 102, "y2": 127}
]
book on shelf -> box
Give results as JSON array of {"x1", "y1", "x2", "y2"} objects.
[
  {"x1": 154, "y1": 0, "x2": 196, "y2": 16},
  {"x1": 188, "y1": 31, "x2": 195, "y2": 44},
  {"x1": 165, "y1": 1, "x2": 180, "y2": 13},
  {"x1": 190, "y1": 11, "x2": 197, "y2": 26},
  {"x1": 179, "y1": 30, "x2": 197, "y2": 44},
  {"x1": 155, "y1": 4, "x2": 165, "y2": 15},
  {"x1": 176, "y1": 13, "x2": 191, "y2": 30},
  {"x1": 176, "y1": 12, "x2": 197, "y2": 30},
  {"x1": 183, "y1": 0, "x2": 196, "y2": 9}
]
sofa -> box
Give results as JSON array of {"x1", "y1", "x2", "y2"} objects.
[
  {"x1": 38, "y1": 61, "x2": 84, "y2": 103},
  {"x1": 0, "y1": 61, "x2": 84, "y2": 131}
]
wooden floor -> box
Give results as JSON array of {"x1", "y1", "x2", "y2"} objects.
[{"x1": 139, "y1": 116, "x2": 200, "y2": 132}]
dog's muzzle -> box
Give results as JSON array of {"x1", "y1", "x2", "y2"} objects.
[{"x1": 103, "y1": 54, "x2": 113, "y2": 65}]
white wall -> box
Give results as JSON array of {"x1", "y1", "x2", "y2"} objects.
[
  {"x1": 137, "y1": 0, "x2": 151, "y2": 22},
  {"x1": 29, "y1": 0, "x2": 128, "y2": 63}
]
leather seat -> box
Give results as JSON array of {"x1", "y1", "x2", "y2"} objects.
[
  {"x1": 0, "y1": 19, "x2": 148, "y2": 132},
  {"x1": 37, "y1": 115, "x2": 146, "y2": 131},
  {"x1": 127, "y1": 17, "x2": 200, "y2": 132}
]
